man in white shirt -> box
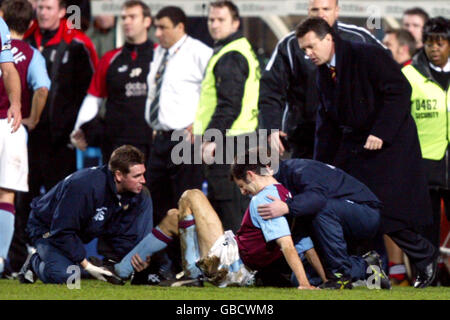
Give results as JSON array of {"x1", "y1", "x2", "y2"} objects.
[{"x1": 145, "y1": 6, "x2": 212, "y2": 225}]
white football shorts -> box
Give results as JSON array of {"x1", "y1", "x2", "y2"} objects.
[
  {"x1": 205, "y1": 230, "x2": 256, "y2": 288},
  {"x1": 0, "y1": 119, "x2": 28, "y2": 192}
]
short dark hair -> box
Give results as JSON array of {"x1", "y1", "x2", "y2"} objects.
[
  {"x1": 108, "y1": 145, "x2": 145, "y2": 175},
  {"x1": 210, "y1": 1, "x2": 240, "y2": 21},
  {"x1": 122, "y1": 0, "x2": 151, "y2": 19},
  {"x1": 296, "y1": 16, "x2": 334, "y2": 40},
  {"x1": 230, "y1": 148, "x2": 272, "y2": 182},
  {"x1": 385, "y1": 29, "x2": 417, "y2": 57},
  {"x1": 156, "y1": 6, "x2": 186, "y2": 27},
  {"x1": 1, "y1": 0, "x2": 33, "y2": 34},
  {"x1": 403, "y1": 7, "x2": 429, "y2": 24},
  {"x1": 423, "y1": 16, "x2": 450, "y2": 44}
]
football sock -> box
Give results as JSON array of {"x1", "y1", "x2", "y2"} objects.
[
  {"x1": 0, "y1": 204, "x2": 15, "y2": 273},
  {"x1": 179, "y1": 214, "x2": 202, "y2": 278},
  {"x1": 115, "y1": 226, "x2": 173, "y2": 278},
  {"x1": 388, "y1": 262, "x2": 406, "y2": 281}
]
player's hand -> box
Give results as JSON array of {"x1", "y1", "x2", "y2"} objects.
[
  {"x1": 131, "y1": 253, "x2": 151, "y2": 272},
  {"x1": 268, "y1": 131, "x2": 287, "y2": 156},
  {"x1": 7, "y1": 104, "x2": 22, "y2": 133},
  {"x1": 84, "y1": 262, "x2": 114, "y2": 282},
  {"x1": 298, "y1": 285, "x2": 319, "y2": 290},
  {"x1": 70, "y1": 129, "x2": 88, "y2": 151},
  {"x1": 202, "y1": 141, "x2": 216, "y2": 164},
  {"x1": 22, "y1": 117, "x2": 37, "y2": 131},
  {"x1": 258, "y1": 195, "x2": 289, "y2": 220},
  {"x1": 364, "y1": 135, "x2": 383, "y2": 150}
]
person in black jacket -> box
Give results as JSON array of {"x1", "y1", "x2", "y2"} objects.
[
  {"x1": 71, "y1": 0, "x2": 153, "y2": 164},
  {"x1": 24, "y1": 0, "x2": 98, "y2": 192},
  {"x1": 295, "y1": 17, "x2": 437, "y2": 288},
  {"x1": 18, "y1": 145, "x2": 153, "y2": 284},
  {"x1": 259, "y1": 0, "x2": 386, "y2": 159},
  {"x1": 193, "y1": 1, "x2": 259, "y2": 232}
]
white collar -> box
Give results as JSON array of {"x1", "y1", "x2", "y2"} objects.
[
  {"x1": 327, "y1": 54, "x2": 336, "y2": 68},
  {"x1": 167, "y1": 34, "x2": 188, "y2": 55},
  {"x1": 429, "y1": 58, "x2": 450, "y2": 72}
]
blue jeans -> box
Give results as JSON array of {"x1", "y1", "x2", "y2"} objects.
[
  {"x1": 312, "y1": 199, "x2": 380, "y2": 281},
  {"x1": 31, "y1": 238, "x2": 86, "y2": 284}
]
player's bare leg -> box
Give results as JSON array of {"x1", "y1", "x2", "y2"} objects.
[
  {"x1": 170, "y1": 189, "x2": 224, "y2": 278},
  {"x1": 177, "y1": 189, "x2": 224, "y2": 257}
]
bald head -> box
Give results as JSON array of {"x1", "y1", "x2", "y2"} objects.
[{"x1": 308, "y1": 0, "x2": 340, "y2": 27}]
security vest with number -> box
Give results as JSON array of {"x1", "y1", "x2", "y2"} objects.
[
  {"x1": 194, "y1": 37, "x2": 260, "y2": 136},
  {"x1": 403, "y1": 64, "x2": 450, "y2": 160}
]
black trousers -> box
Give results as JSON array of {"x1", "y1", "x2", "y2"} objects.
[
  {"x1": 148, "y1": 131, "x2": 204, "y2": 225},
  {"x1": 387, "y1": 228, "x2": 437, "y2": 273}
]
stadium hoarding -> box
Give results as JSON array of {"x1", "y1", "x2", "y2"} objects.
[{"x1": 91, "y1": 0, "x2": 450, "y2": 18}]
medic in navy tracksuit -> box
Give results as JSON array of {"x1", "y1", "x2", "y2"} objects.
[
  {"x1": 273, "y1": 159, "x2": 383, "y2": 282},
  {"x1": 25, "y1": 165, "x2": 153, "y2": 284}
]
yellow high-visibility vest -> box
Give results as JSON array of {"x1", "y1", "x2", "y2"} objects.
[
  {"x1": 403, "y1": 64, "x2": 450, "y2": 160},
  {"x1": 194, "y1": 37, "x2": 260, "y2": 136}
]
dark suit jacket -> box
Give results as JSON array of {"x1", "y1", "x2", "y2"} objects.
[{"x1": 314, "y1": 35, "x2": 432, "y2": 233}]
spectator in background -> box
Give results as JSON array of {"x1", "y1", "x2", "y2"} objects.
[
  {"x1": 382, "y1": 28, "x2": 417, "y2": 286},
  {"x1": 402, "y1": 7, "x2": 429, "y2": 51},
  {"x1": 145, "y1": 6, "x2": 212, "y2": 225},
  {"x1": 383, "y1": 29, "x2": 416, "y2": 67},
  {"x1": 193, "y1": 1, "x2": 260, "y2": 232},
  {"x1": 24, "y1": 0, "x2": 98, "y2": 193},
  {"x1": 71, "y1": 0, "x2": 153, "y2": 165},
  {"x1": 0, "y1": 0, "x2": 50, "y2": 277},
  {"x1": 402, "y1": 17, "x2": 450, "y2": 257},
  {"x1": 87, "y1": 15, "x2": 116, "y2": 59}
]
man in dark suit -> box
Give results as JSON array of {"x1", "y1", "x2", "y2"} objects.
[{"x1": 295, "y1": 17, "x2": 437, "y2": 288}]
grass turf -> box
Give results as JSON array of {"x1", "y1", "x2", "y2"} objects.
[{"x1": 1, "y1": 279, "x2": 449, "y2": 300}]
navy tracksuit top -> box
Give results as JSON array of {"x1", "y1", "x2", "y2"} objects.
[
  {"x1": 26, "y1": 165, "x2": 153, "y2": 263},
  {"x1": 274, "y1": 159, "x2": 382, "y2": 217}
]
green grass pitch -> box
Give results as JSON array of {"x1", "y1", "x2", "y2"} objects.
[{"x1": 1, "y1": 279, "x2": 449, "y2": 300}]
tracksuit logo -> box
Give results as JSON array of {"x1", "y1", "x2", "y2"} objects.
[{"x1": 93, "y1": 207, "x2": 107, "y2": 221}]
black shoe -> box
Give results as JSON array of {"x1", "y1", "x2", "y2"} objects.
[
  {"x1": 130, "y1": 271, "x2": 165, "y2": 286},
  {"x1": 363, "y1": 251, "x2": 391, "y2": 290},
  {"x1": 318, "y1": 273, "x2": 352, "y2": 290},
  {"x1": 159, "y1": 275, "x2": 204, "y2": 287},
  {"x1": 414, "y1": 259, "x2": 438, "y2": 289},
  {"x1": 88, "y1": 257, "x2": 125, "y2": 286},
  {"x1": 18, "y1": 253, "x2": 37, "y2": 284}
]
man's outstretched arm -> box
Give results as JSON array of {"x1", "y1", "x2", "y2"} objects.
[{"x1": 1, "y1": 61, "x2": 21, "y2": 132}]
